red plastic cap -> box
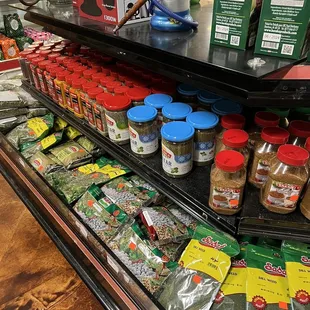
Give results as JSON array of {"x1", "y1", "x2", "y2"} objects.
[
  {"x1": 48, "y1": 52, "x2": 61, "y2": 61},
  {"x1": 87, "y1": 87, "x2": 103, "y2": 99},
  {"x1": 114, "y1": 86, "x2": 130, "y2": 96},
  {"x1": 103, "y1": 95, "x2": 131, "y2": 111},
  {"x1": 39, "y1": 50, "x2": 52, "y2": 58},
  {"x1": 66, "y1": 73, "x2": 80, "y2": 85},
  {"x1": 126, "y1": 87, "x2": 151, "y2": 101},
  {"x1": 223, "y1": 129, "x2": 249, "y2": 148},
  {"x1": 261, "y1": 127, "x2": 289, "y2": 145},
  {"x1": 82, "y1": 81, "x2": 98, "y2": 92},
  {"x1": 67, "y1": 62, "x2": 79, "y2": 71},
  {"x1": 277, "y1": 144, "x2": 309, "y2": 166},
  {"x1": 83, "y1": 69, "x2": 97, "y2": 79},
  {"x1": 221, "y1": 114, "x2": 245, "y2": 130},
  {"x1": 19, "y1": 51, "x2": 32, "y2": 57},
  {"x1": 52, "y1": 48, "x2": 64, "y2": 53},
  {"x1": 106, "y1": 81, "x2": 122, "y2": 92},
  {"x1": 101, "y1": 67, "x2": 110, "y2": 75},
  {"x1": 72, "y1": 78, "x2": 84, "y2": 89},
  {"x1": 63, "y1": 58, "x2": 76, "y2": 66},
  {"x1": 80, "y1": 46, "x2": 90, "y2": 55},
  {"x1": 38, "y1": 60, "x2": 52, "y2": 69},
  {"x1": 132, "y1": 79, "x2": 149, "y2": 88},
  {"x1": 151, "y1": 75, "x2": 162, "y2": 84},
  {"x1": 289, "y1": 120, "x2": 310, "y2": 138},
  {"x1": 56, "y1": 70, "x2": 70, "y2": 81},
  {"x1": 56, "y1": 56, "x2": 68, "y2": 64},
  {"x1": 254, "y1": 111, "x2": 280, "y2": 128},
  {"x1": 80, "y1": 56, "x2": 89, "y2": 64},
  {"x1": 305, "y1": 137, "x2": 310, "y2": 151},
  {"x1": 215, "y1": 150, "x2": 245, "y2": 172},
  {"x1": 32, "y1": 57, "x2": 45, "y2": 65},
  {"x1": 73, "y1": 66, "x2": 87, "y2": 76},
  {"x1": 46, "y1": 63, "x2": 59, "y2": 72},
  {"x1": 50, "y1": 67, "x2": 64, "y2": 77},
  {"x1": 100, "y1": 76, "x2": 116, "y2": 87},
  {"x1": 124, "y1": 79, "x2": 134, "y2": 87},
  {"x1": 39, "y1": 46, "x2": 51, "y2": 51},
  {"x1": 96, "y1": 93, "x2": 114, "y2": 105},
  {"x1": 92, "y1": 72, "x2": 106, "y2": 83}
]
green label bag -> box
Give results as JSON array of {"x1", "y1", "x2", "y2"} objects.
[
  {"x1": 4, "y1": 14, "x2": 24, "y2": 38},
  {"x1": 30, "y1": 151, "x2": 63, "y2": 175}
]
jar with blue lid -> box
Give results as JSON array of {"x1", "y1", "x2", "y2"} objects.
[
  {"x1": 186, "y1": 111, "x2": 219, "y2": 166},
  {"x1": 144, "y1": 94, "x2": 173, "y2": 138},
  {"x1": 197, "y1": 90, "x2": 222, "y2": 111},
  {"x1": 161, "y1": 121, "x2": 194, "y2": 178},
  {"x1": 211, "y1": 100, "x2": 243, "y2": 116},
  {"x1": 162, "y1": 102, "x2": 193, "y2": 125},
  {"x1": 127, "y1": 106, "x2": 158, "y2": 158},
  {"x1": 177, "y1": 84, "x2": 199, "y2": 110}
]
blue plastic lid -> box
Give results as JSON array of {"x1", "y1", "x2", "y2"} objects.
[
  {"x1": 162, "y1": 103, "x2": 193, "y2": 120},
  {"x1": 177, "y1": 84, "x2": 199, "y2": 96},
  {"x1": 127, "y1": 106, "x2": 157, "y2": 122},
  {"x1": 197, "y1": 90, "x2": 222, "y2": 104},
  {"x1": 161, "y1": 121, "x2": 194, "y2": 142},
  {"x1": 144, "y1": 94, "x2": 173, "y2": 109},
  {"x1": 186, "y1": 111, "x2": 219, "y2": 130},
  {"x1": 211, "y1": 100, "x2": 243, "y2": 116}
]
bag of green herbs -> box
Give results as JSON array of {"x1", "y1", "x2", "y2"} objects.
[
  {"x1": 4, "y1": 14, "x2": 24, "y2": 37},
  {"x1": 64, "y1": 126, "x2": 82, "y2": 140},
  {"x1": 109, "y1": 221, "x2": 177, "y2": 294},
  {"x1": 101, "y1": 176, "x2": 156, "y2": 217},
  {"x1": 0, "y1": 108, "x2": 28, "y2": 119},
  {"x1": 0, "y1": 116, "x2": 27, "y2": 133},
  {"x1": 74, "y1": 184, "x2": 130, "y2": 242},
  {"x1": 15, "y1": 36, "x2": 33, "y2": 51},
  {"x1": 246, "y1": 245, "x2": 290, "y2": 310},
  {"x1": 282, "y1": 240, "x2": 310, "y2": 310},
  {"x1": 158, "y1": 224, "x2": 240, "y2": 310},
  {"x1": 53, "y1": 117, "x2": 68, "y2": 132},
  {"x1": 6, "y1": 113, "x2": 54, "y2": 149},
  {"x1": 29, "y1": 151, "x2": 63, "y2": 175},
  {"x1": 27, "y1": 108, "x2": 49, "y2": 118},
  {"x1": 76, "y1": 136, "x2": 103, "y2": 157},
  {"x1": 0, "y1": 90, "x2": 27, "y2": 109}
]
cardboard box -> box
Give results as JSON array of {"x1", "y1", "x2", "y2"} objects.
[
  {"x1": 78, "y1": 0, "x2": 151, "y2": 25},
  {"x1": 210, "y1": 0, "x2": 263, "y2": 50},
  {"x1": 255, "y1": 0, "x2": 310, "y2": 59}
]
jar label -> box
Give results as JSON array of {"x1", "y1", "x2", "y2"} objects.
[
  {"x1": 265, "y1": 181, "x2": 302, "y2": 208},
  {"x1": 94, "y1": 106, "x2": 106, "y2": 133},
  {"x1": 37, "y1": 71, "x2": 48, "y2": 93},
  {"x1": 30, "y1": 64, "x2": 41, "y2": 90},
  {"x1": 65, "y1": 86, "x2": 73, "y2": 111},
  {"x1": 129, "y1": 125, "x2": 158, "y2": 155},
  {"x1": 162, "y1": 144, "x2": 192, "y2": 176},
  {"x1": 194, "y1": 140, "x2": 215, "y2": 162},
  {"x1": 81, "y1": 95, "x2": 88, "y2": 120},
  {"x1": 86, "y1": 101, "x2": 96, "y2": 126},
  {"x1": 106, "y1": 114, "x2": 129, "y2": 142},
  {"x1": 211, "y1": 186, "x2": 241, "y2": 209},
  {"x1": 254, "y1": 159, "x2": 270, "y2": 184},
  {"x1": 55, "y1": 84, "x2": 65, "y2": 107}
]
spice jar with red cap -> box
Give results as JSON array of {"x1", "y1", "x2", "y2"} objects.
[
  {"x1": 65, "y1": 73, "x2": 80, "y2": 112},
  {"x1": 18, "y1": 51, "x2": 32, "y2": 80},
  {"x1": 100, "y1": 76, "x2": 116, "y2": 91},
  {"x1": 288, "y1": 120, "x2": 310, "y2": 147},
  {"x1": 56, "y1": 56, "x2": 68, "y2": 67},
  {"x1": 73, "y1": 65, "x2": 87, "y2": 77},
  {"x1": 39, "y1": 50, "x2": 52, "y2": 59},
  {"x1": 217, "y1": 129, "x2": 249, "y2": 166},
  {"x1": 209, "y1": 150, "x2": 246, "y2": 215},
  {"x1": 43, "y1": 63, "x2": 58, "y2": 95},
  {"x1": 47, "y1": 67, "x2": 64, "y2": 103},
  {"x1": 37, "y1": 60, "x2": 52, "y2": 93},
  {"x1": 30, "y1": 56, "x2": 44, "y2": 91},
  {"x1": 248, "y1": 111, "x2": 280, "y2": 149},
  {"x1": 249, "y1": 127, "x2": 289, "y2": 188},
  {"x1": 305, "y1": 137, "x2": 310, "y2": 168},
  {"x1": 261, "y1": 144, "x2": 309, "y2": 214},
  {"x1": 54, "y1": 71, "x2": 70, "y2": 108},
  {"x1": 86, "y1": 87, "x2": 104, "y2": 128},
  {"x1": 83, "y1": 69, "x2": 97, "y2": 80},
  {"x1": 91, "y1": 72, "x2": 106, "y2": 84},
  {"x1": 70, "y1": 78, "x2": 85, "y2": 118},
  {"x1": 106, "y1": 81, "x2": 122, "y2": 94},
  {"x1": 80, "y1": 81, "x2": 98, "y2": 121},
  {"x1": 25, "y1": 54, "x2": 39, "y2": 85},
  {"x1": 103, "y1": 95, "x2": 132, "y2": 144},
  {"x1": 114, "y1": 86, "x2": 130, "y2": 96},
  {"x1": 47, "y1": 53, "x2": 61, "y2": 63},
  {"x1": 126, "y1": 87, "x2": 151, "y2": 107},
  {"x1": 215, "y1": 114, "x2": 245, "y2": 155},
  {"x1": 94, "y1": 93, "x2": 112, "y2": 136}
]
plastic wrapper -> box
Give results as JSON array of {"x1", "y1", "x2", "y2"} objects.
[
  {"x1": 29, "y1": 151, "x2": 63, "y2": 175},
  {"x1": 27, "y1": 108, "x2": 49, "y2": 118},
  {"x1": 6, "y1": 113, "x2": 54, "y2": 149},
  {"x1": 4, "y1": 14, "x2": 24, "y2": 37},
  {"x1": 0, "y1": 38, "x2": 19, "y2": 59},
  {"x1": 140, "y1": 206, "x2": 191, "y2": 245},
  {"x1": 54, "y1": 117, "x2": 68, "y2": 131},
  {"x1": 76, "y1": 136, "x2": 104, "y2": 157},
  {"x1": 0, "y1": 108, "x2": 28, "y2": 119},
  {"x1": 158, "y1": 224, "x2": 240, "y2": 310},
  {"x1": 0, "y1": 80, "x2": 21, "y2": 91},
  {"x1": 73, "y1": 184, "x2": 129, "y2": 242},
  {"x1": 0, "y1": 90, "x2": 26, "y2": 109},
  {"x1": 168, "y1": 204, "x2": 198, "y2": 233},
  {"x1": 15, "y1": 88, "x2": 44, "y2": 108},
  {"x1": 257, "y1": 237, "x2": 282, "y2": 250},
  {"x1": 0, "y1": 116, "x2": 27, "y2": 133},
  {"x1": 101, "y1": 176, "x2": 156, "y2": 217},
  {"x1": 15, "y1": 36, "x2": 33, "y2": 51},
  {"x1": 282, "y1": 240, "x2": 310, "y2": 310},
  {"x1": 64, "y1": 126, "x2": 82, "y2": 140}
]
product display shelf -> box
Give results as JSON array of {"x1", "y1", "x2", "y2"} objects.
[
  {"x1": 10, "y1": 1, "x2": 310, "y2": 107},
  {"x1": 0, "y1": 133, "x2": 164, "y2": 310}
]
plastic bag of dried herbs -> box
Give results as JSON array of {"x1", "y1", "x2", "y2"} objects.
[
  {"x1": 76, "y1": 136, "x2": 104, "y2": 157},
  {"x1": 109, "y1": 221, "x2": 177, "y2": 294},
  {"x1": 140, "y1": 206, "x2": 191, "y2": 245},
  {"x1": 4, "y1": 14, "x2": 24, "y2": 38},
  {"x1": 0, "y1": 116, "x2": 27, "y2": 133},
  {"x1": 65, "y1": 126, "x2": 82, "y2": 140},
  {"x1": 6, "y1": 113, "x2": 54, "y2": 149},
  {"x1": 20, "y1": 131, "x2": 64, "y2": 159},
  {"x1": 0, "y1": 108, "x2": 28, "y2": 119},
  {"x1": 282, "y1": 240, "x2": 310, "y2": 310},
  {"x1": 15, "y1": 36, "x2": 32, "y2": 51},
  {"x1": 101, "y1": 176, "x2": 156, "y2": 217},
  {"x1": 74, "y1": 184, "x2": 130, "y2": 242},
  {"x1": 29, "y1": 151, "x2": 63, "y2": 175},
  {"x1": 158, "y1": 223, "x2": 240, "y2": 310},
  {"x1": 54, "y1": 117, "x2": 68, "y2": 132},
  {"x1": 0, "y1": 90, "x2": 27, "y2": 109},
  {"x1": 246, "y1": 245, "x2": 290, "y2": 310},
  {"x1": 27, "y1": 108, "x2": 49, "y2": 118}
]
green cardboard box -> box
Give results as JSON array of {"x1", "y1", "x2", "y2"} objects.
[
  {"x1": 210, "y1": 0, "x2": 263, "y2": 50},
  {"x1": 255, "y1": 0, "x2": 310, "y2": 59}
]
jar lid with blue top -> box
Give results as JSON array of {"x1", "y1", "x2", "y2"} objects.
[
  {"x1": 197, "y1": 90, "x2": 222, "y2": 104},
  {"x1": 211, "y1": 100, "x2": 243, "y2": 116},
  {"x1": 144, "y1": 94, "x2": 173, "y2": 109},
  {"x1": 186, "y1": 111, "x2": 219, "y2": 130},
  {"x1": 127, "y1": 105, "x2": 158, "y2": 123},
  {"x1": 161, "y1": 121, "x2": 194, "y2": 142},
  {"x1": 162, "y1": 103, "x2": 193, "y2": 121},
  {"x1": 177, "y1": 84, "x2": 199, "y2": 96}
]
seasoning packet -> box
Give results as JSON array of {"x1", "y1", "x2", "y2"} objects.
[
  {"x1": 257, "y1": 237, "x2": 282, "y2": 250},
  {"x1": 49, "y1": 141, "x2": 92, "y2": 169},
  {"x1": 140, "y1": 206, "x2": 191, "y2": 245},
  {"x1": 246, "y1": 245, "x2": 290, "y2": 310},
  {"x1": 109, "y1": 221, "x2": 177, "y2": 294},
  {"x1": 73, "y1": 184, "x2": 130, "y2": 242},
  {"x1": 282, "y1": 240, "x2": 310, "y2": 310},
  {"x1": 101, "y1": 176, "x2": 156, "y2": 217},
  {"x1": 46, "y1": 152, "x2": 64, "y2": 166},
  {"x1": 54, "y1": 117, "x2": 68, "y2": 132},
  {"x1": 4, "y1": 14, "x2": 24, "y2": 38},
  {"x1": 0, "y1": 90, "x2": 26, "y2": 109},
  {"x1": 6, "y1": 113, "x2": 54, "y2": 149},
  {"x1": 15, "y1": 36, "x2": 32, "y2": 51},
  {"x1": 158, "y1": 224, "x2": 240, "y2": 310},
  {"x1": 76, "y1": 136, "x2": 103, "y2": 157},
  {"x1": 27, "y1": 108, "x2": 49, "y2": 118},
  {"x1": 30, "y1": 151, "x2": 63, "y2": 175},
  {"x1": 65, "y1": 126, "x2": 82, "y2": 140},
  {"x1": 0, "y1": 108, "x2": 28, "y2": 119},
  {"x1": 0, "y1": 116, "x2": 27, "y2": 133}
]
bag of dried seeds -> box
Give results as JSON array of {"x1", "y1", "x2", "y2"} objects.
[
  {"x1": 54, "y1": 117, "x2": 68, "y2": 132},
  {"x1": 30, "y1": 151, "x2": 63, "y2": 175},
  {"x1": 140, "y1": 206, "x2": 191, "y2": 245},
  {"x1": 74, "y1": 184, "x2": 130, "y2": 242},
  {"x1": 158, "y1": 224, "x2": 240, "y2": 310},
  {"x1": 101, "y1": 176, "x2": 156, "y2": 217},
  {"x1": 282, "y1": 240, "x2": 310, "y2": 310},
  {"x1": 0, "y1": 116, "x2": 27, "y2": 133},
  {"x1": 246, "y1": 245, "x2": 290, "y2": 310}
]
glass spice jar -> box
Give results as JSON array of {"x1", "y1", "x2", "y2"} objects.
[
  {"x1": 73, "y1": 66, "x2": 87, "y2": 77},
  {"x1": 162, "y1": 102, "x2": 192, "y2": 125},
  {"x1": 209, "y1": 150, "x2": 246, "y2": 215},
  {"x1": 47, "y1": 67, "x2": 63, "y2": 103},
  {"x1": 30, "y1": 56, "x2": 44, "y2": 91},
  {"x1": 92, "y1": 72, "x2": 106, "y2": 84},
  {"x1": 103, "y1": 95, "x2": 132, "y2": 145},
  {"x1": 305, "y1": 137, "x2": 310, "y2": 169},
  {"x1": 215, "y1": 113, "x2": 245, "y2": 155},
  {"x1": 127, "y1": 105, "x2": 158, "y2": 157},
  {"x1": 101, "y1": 68, "x2": 110, "y2": 76},
  {"x1": 260, "y1": 145, "x2": 309, "y2": 214},
  {"x1": 25, "y1": 53, "x2": 39, "y2": 85},
  {"x1": 80, "y1": 81, "x2": 98, "y2": 121},
  {"x1": 65, "y1": 73, "x2": 80, "y2": 112},
  {"x1": 288, "y1": 120, "x2": 310, "y2": 147},
  {"x1": 177, "y1": 84, "x2": 199, "y2": 110},
  {"x1": 211, "y1": 100, "x2": 243, "y2": 117},
  {"x1": 186, "y1": 111, "x2": 219, "y2": 166},
  {"x1": 67, "y1": 62, "x2": 79, "y2": 73},
  {"x1": 126, "y1": 87, "x2": 151, "y2": 107},
  {"x1": 39, "y1": 50, "x2": 51, "y2": 59},
  {"x1": 197, "y1": 90, "x2": 222, "y2": 111},
  {"x1": 43, "y1": 63, "x2": 58, "y2": 96},
  {"x1": 248, "y1": 127, "x2": 289, "y2": 188},
  {"x1": 218, "y1": 129, "x2": 249, "y2": 167},
  {"x1": 95, "y1": 92, "x2": 112, "y2": 136},
  {"x1": 100, "y1": 76, "x2": 116, "y2": 91},
  {"x1": 161, "y1": 121, "x2": 194, "y2": 178},
  {"x1": 18, "y1": 51, "x2": 32, "y2": 80},
  {"x1": 37, "y1": 60, "x2": 52, "y2": 94},
  {"x1": 47, "y1": 52, "x2": 61, "y2": 63},
  {"x1": 86, "y1": 87, "x2": 104, "y2": 128},
  {"x1": 115, "y1": 86, "x2": 130, "y2": 96},
  {"x1": 70, "y1": 78, "x2": 85, "y2": 118},
  {"x1": 151, "y1": 84, "x2": 176, "y2": 98},
  {"x1": 54, "y1": 70, "x2": 70, "y2": 108},
  {"x1": 266, "y1": 107, "x2": 290, "y2": 128},
  {"x1": 106, "y1": 81, "x2": 122, "y2": 94},
  {"x1": 56, "y1": 56, "x2": 68, "y2": 67}
]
